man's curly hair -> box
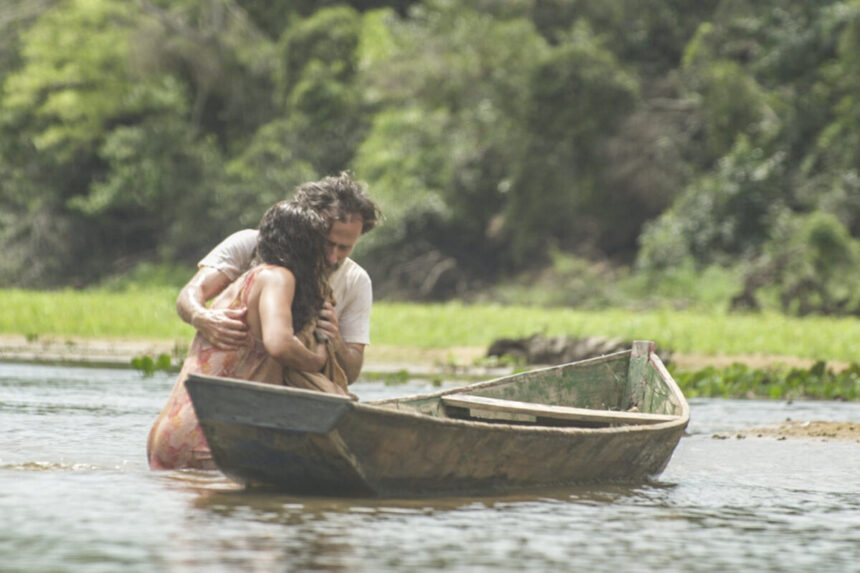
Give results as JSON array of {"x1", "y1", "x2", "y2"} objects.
[
  {"x1": 255, "y1": 201, "x2": 328, "y2": 333},
  {"x1": 294, "y1": 171, "x2": 381, "y2": 233}
]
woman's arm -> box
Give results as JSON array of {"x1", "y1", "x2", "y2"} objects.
[{"x1": 256, "y1": 267, "x2": 327, "y2": 372}]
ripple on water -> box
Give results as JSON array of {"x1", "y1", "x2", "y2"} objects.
[
  {"x1": 0, "y1": 461, "x2": 107, "y2": 472},
  {"x1": 2, "y1": 364, "x2": 860, "y2": 572}
]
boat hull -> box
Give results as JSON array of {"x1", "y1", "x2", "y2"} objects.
[{"x1": 186, "y1": 342, "x2": 689, "y2": 497}]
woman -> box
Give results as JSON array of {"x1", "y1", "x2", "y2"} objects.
[{"x1": 147, "y1": 201, "x2": 349, "y2": 470}]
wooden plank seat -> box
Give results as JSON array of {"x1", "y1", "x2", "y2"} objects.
[{"x1": 441, "y1": 394, "x2": 679, "y2": 426}]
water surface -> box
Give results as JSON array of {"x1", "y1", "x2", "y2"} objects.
[{"x1": 1, "y1": 363, "x2": 859, "y2": 572}]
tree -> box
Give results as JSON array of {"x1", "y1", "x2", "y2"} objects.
[
  {"x1": 796, "y1": 2, "x2": 860, "y2": 237},
  {"x1": 0, "y1": 0, "x2": 278, "y2": 284},
  {"x1": 353, "y1": 3, "x2": 546, "y2": 295},
  {"x1": 504, "y1": 23, "x2": 640, "y2": 263},
  {"x1": 732, "y1": 212, "x2": 860, "y2": 315},
  {"x1": 637, "y1": 137, "x2": 787, "y2": 271},
  {"x1": 0, "y1": 0, "x2": 189, "y2": 285},
  {"x1": 274, "y1": 6, "x2": 368, "y2": 175}
]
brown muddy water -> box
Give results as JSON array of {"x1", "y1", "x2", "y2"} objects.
[{"x1": 2, "y1": 362, "x2": 859, "y2": 573}]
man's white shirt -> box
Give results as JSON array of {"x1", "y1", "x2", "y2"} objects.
[{"x1": 198, "y1": 229, "x2": 371, "y2": 345}]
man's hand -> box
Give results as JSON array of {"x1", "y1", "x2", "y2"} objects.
[
  {"x1": 316, "y1": 301, "x2": 365, "y2": 383},
  {"x1": 192, "y1": 306, "x2": 250, "y2": 350},
  {"x1": 315, "y1": 301, "x2": 341, "y2": 344},
  {"x1": 177, "y1": 267, "x2": 250, "y2": 350}
]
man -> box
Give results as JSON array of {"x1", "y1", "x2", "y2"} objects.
[{"x1": 175, "y1": 172, "x2": 381, "y2": 383}]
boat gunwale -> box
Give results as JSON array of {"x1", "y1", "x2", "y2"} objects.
[
  {"x1": 356, "y1": 344, "x2": 690, "y2": 435},
  {"x1": 187, "y1": 373, "x2": 356, "y2": 404},
  {"x1": 353, "y1": 392, "x2": 688, "y2": 438},
  {"x1": 189, "y1": 344, "x2": 689, "y2": 438},
  {"x1": 368, "y1": 348, "x2": 636, "y2": 407},
  {"x1": 648, "y1": 348, "x2": 690, "y2": 423}
]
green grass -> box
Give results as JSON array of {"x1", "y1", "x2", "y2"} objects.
[
  {"x1": 2, "y1": 288, "x2": 859, "y2": 363},
  {"x1": 5, "y1": 287, "x2": 860, "y2": 400},
  {"x1": 372, "y1": 302, "x2": 860, "y2": 363},
  {"x1": 0, "y1": 288, "x2": 194, "y2": 341}
]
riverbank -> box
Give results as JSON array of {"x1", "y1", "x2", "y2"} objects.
[
  {"x1": 0, "y1": 334, "x2": 846, "y2": 374},
  {"x1": 3, "y1": 333, "x2": 857, "y2": 442},
  {"x1": 0, "y1": 334, "x2": 502, "y2": 377}
]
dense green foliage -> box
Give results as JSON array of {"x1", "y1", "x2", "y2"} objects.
[{"x1": 2, "y1": 0, "x2": 860, "y2": 315}]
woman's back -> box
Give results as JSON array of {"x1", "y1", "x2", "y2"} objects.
[
  {"x1": 147, "y1": 267, "x2": 282, "y2": 469},
  {"x1": 147, "y1": 200, "x2": 346, "y2": 471}
]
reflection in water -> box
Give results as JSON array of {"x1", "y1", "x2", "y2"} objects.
[
  {"x1": 1, "y1": 363, "x2": 860, "y2": 572},
  {"x1": 159, "y1": 469, "x2": 243, "y2": 494},
  {"x1": 182, "y1": 488, "x2": 365, "y2": 572},
  {"x1": 169, "y1": 435, "x2": 860, "y2": 573},
  {"x1": 185, "y1": 484, "x2": 668, "y2": 572}
]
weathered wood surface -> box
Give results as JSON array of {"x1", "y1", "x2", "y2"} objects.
[
  {"x1": 383, "y1": 349, "x2": 635, "y2": 417},
  {"x1": 440, "y1": 394, "x2": 679, "y2": 426},
  {"x1": 186, "y1": 340, "x2": 690, "y2": 497}
]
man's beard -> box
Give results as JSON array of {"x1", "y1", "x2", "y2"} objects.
[{"x1": 326, "y1": 260, "x2": 342, "y2": 275}]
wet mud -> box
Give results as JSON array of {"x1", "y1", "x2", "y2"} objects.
[{"x1": 714, "y1": 420, "x2": 860, "y2": 442}]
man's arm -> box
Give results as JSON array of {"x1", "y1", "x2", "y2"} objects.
[
  {"x1": 317, "y1": 301, "x2": 365, "y2": 383},
  {"x1": 176, "y1": 266, "x2": 249, "y2": 349},
  {"x1": 177, "y1": 229, "x2": 258, "y2": 349}
]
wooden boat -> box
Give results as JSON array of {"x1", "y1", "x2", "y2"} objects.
[{"x1": 185, "y1": 340, "x2": 689, "y2": 497}]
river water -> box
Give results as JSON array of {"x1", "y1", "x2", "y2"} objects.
[{"x1": 1, "y1": 362, "x2": 859, "y2": 573}]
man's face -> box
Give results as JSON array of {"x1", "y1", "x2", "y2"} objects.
[{"x1": 325, "y1": 217, "x2": 363, "y2": 273}]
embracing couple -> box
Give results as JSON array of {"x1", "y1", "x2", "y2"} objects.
[{"x1": 147, "y1": 172, "x2": 381, "y2": 470}]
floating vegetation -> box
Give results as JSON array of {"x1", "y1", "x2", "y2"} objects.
[
  {"x1": 361, "y1": 369, "x2": 411, "y2": 386},
  {"x1": 673, "y1": 362, "x2": 860, "y2": 401},
  {"x1": 131, "y1": 353, "x2": 173, "y2": 377}
]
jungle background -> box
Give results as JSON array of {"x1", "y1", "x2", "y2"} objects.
[{"x1": 2, "y1": 0, "x2": 860, "y2": 318}]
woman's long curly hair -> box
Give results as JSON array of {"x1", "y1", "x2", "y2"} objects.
[{"x1": 254, "y1": 201, "x2": 328, "y2": 333}]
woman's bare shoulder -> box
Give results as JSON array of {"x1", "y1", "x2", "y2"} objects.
[{"x1": 254, "y1": 264, "x2": 297, "y2": 287}]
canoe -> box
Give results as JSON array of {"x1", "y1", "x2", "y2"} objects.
[{"x1": 185, "y1": 340, "x2": 689, "y2": 497}]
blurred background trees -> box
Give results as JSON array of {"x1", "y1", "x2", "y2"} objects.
[{"x1": 1, "y1": 0, "x2": 859, "y2": 315}]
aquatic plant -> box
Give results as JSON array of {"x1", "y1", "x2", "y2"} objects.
[
  {"x1": 131, "y1": 353, "x2": 173, "y2": 377},
  {"x1": 673, "y1": 362, "x2": 860, "y2": 401}
]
